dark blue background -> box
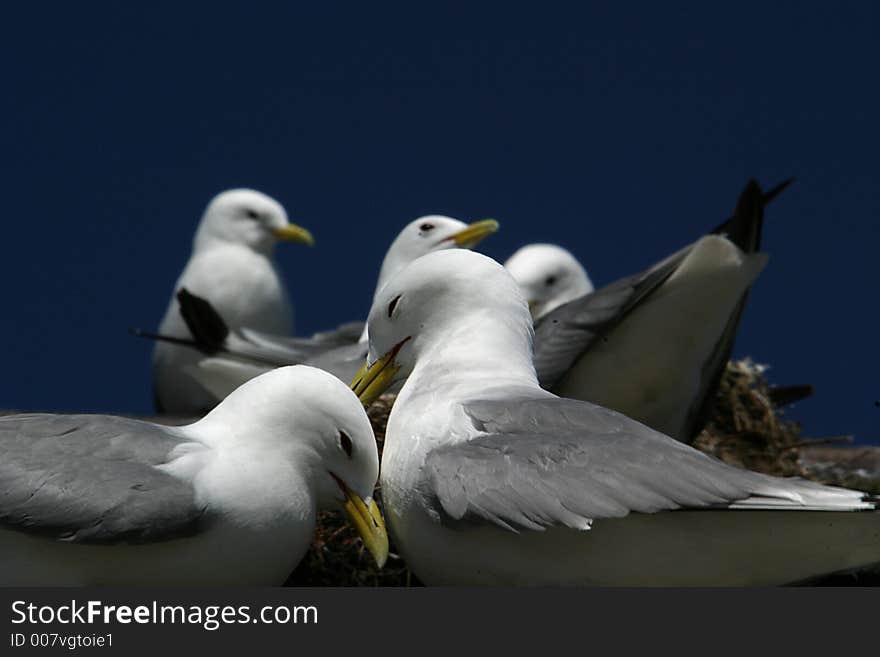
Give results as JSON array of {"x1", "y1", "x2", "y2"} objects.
[{"x1": 1, "y1": 2, "x2": 877, "y2": 443}]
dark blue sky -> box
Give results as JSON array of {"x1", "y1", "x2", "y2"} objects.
[{"x1": 1, "y1": 3, "x2": 877, "y2": 443}]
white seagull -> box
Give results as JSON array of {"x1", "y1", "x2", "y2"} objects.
[
  {"x1": 351, "y1": 249, "x2": 878, "y2": 586},
  {"x1": 168, "y1": 215, "x2": 499, "y2": 399},
  {"x1": 532, "y1": 179, "x2": 788, "y2": 442},
  {"x1": 0, "y1": 366, "x2": 387, "y2": 585},
  {"x1": 504, "y1": 244, "x2": 594, "y2": 320},
  {"x1": 152, "y1": 189, "x2": 315, "y2": 415}
]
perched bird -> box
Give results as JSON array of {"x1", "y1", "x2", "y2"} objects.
[
  {"x1": 504, "y1": 244, "x2": 594, "y2": 320},
  {"x1": 351, "y1": 249, "x2": 878, "y2": 586},
  {"x1": 532, "y1": 179, "x2": 787, "y2": 442},
  {"x1": 158, "y1": 215, "x2": 499, "y2": 398},
  {"x1": 0, "y1": 366, "x2": 387, "y2": 585},
  {"x1": 368, "y1": 215, "x2": 501, "y2": 310},
  {"x1": 153, "y1": 189, "x2": 315, "y2": 415}
]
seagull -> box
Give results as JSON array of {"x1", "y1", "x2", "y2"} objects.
[
  {"x1": 150, "y1": 215, "x2": 499, "y2": 399},
  {"x1": 350, "y1": 249, "x2": 879, "y2": 586},
  {"x1": 531, "y1": 179, "x2": 788, "y2": 442},
  {"x1": 153, "y1": 189, "x2": 315, "y2": 415},
  {"x1": 0, "y1": 366, "x2": 387, "y2": 585},
  {"x1": 504, "y1": 244, "x2": 594, "y2": 320}
]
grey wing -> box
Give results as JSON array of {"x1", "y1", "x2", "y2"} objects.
[
  {"x1": 423, "y1": 397, "x2": 871, "y2": 532},
  {"x1": 305, "y1": 341, "x2": 369, "y2": 384},
  {"x1": 191, "y1": 323, "x2": 361, "y2": 369},
  {"x1": 532, "y1": 246, "x2": 689, "y2": 389},
  {"x1": 176, "y1": 287, "x2": 362, "y2": 366},
  {"x1": 239, "y1": 320, "x2": 364, "y2": 356},
  {"x1": 303, "y1": 322, "x2": 365, "y2": 346},
  {"x1": 533, "y1": 179, "x2": 772, "y2": 435},
  {"x1": 221, "y1": 327, "x2": 353, "y2": 366},
  {"x1": 0, "y1": 414, "x2": 205, "y2": 544}
]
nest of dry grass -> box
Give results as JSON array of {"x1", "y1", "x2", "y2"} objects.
[
  {"x1": 693, "y1": 359, "x2": 813, "y2": 477},
  {"x1": 287, "y1": 359, "x2": 876, "y2": 586},
  {"x1": 694, "y1": 360, "x2": 880, "y2": 495}
]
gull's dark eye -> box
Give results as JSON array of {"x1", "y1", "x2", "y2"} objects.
[
  {"x1": 387, "y1": 294, "x2": 401, "y2": 318},
  {"x1": 339, "y1": 431, "x2": 353, "y2": 458},
  {"x1": 545, "y1": 275, "x2": 558, "y2": 286},
  {"x1": 419, "y1": 222, "x2": 435, "y2": 232},
  {"x1": 245, "y1": 209, "x2": 260, "y2": 220}
]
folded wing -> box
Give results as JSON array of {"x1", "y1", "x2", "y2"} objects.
[
  {"x1": 423, "y1": 397, "x2": 873, "y2": 533},
  {"x1": 0, "y1": 414, "x2": 205, "y2": 544}
]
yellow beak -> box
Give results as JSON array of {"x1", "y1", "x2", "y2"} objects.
[
  {"x1": 527, "y1": 299, "x2": 540, "y2": 319},
  {"x1": 350, "y1": 346, "x2": 402, "y2": 408},
  {"x1": 272, "y1": 223, "x2": 315, "y2": 246},
  {"x1": 340, "y1": 485, "x2": 389, "y2": 568},
  {"x1": 447, "y1": 218, "x2": 499, "y2": 248}
]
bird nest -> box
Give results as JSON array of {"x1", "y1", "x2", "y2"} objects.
[
  {"x1": 693, "y1": 359, "x2": 812, "y2": 477},
  {"x1": 285, "y1": 395, "x2": 415, "y2": 586},
  {"x1": 286, "y1": 359, "x2": 877, "y2": 586}
]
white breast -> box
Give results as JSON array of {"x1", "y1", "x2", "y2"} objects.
[{"x1": 153, "y1": 244, "x2": 293, "y2": 413}]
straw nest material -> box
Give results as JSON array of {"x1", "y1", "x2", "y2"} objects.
[
  {"x1": 693, "y1": 359, "x2": 815, "y2": 477},
  {"x1": 287, "y1": 359, "x2": 878, "y2": 586}
]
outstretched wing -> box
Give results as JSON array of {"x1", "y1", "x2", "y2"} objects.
[
  {"x1": 532, "y1": 247, "x2": 685, "y2": 389},
  {"x1": 533, "y1": 179, "x2": 782, "y2": 443},
  {"x1": 677, "y1": 179, "x2": 769, "y2": 439},
  {"x1": 177, "y1": 288, "x2": 363, "y2": 366}
]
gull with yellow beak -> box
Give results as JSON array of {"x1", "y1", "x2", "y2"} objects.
[
  {"x1": 352, "y1": 249, "x2": 879, "y2": 586},
  {"x1": 0, "y1": 366, "x2": 387, "y2": 585},
  {"x1": 153, "y1": 188, "x2": 315, "y2": 415},
  {"x1": 161, "y1": 215, "x2": 500, "y2": 400}
]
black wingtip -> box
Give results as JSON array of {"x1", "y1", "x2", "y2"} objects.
[
  {"x1": 128, "y1": 327, "x2": 204, "y2": 350},
  {"x1": 176, "y1": 288, "x2": 229, "y2": 354},
  {"x1": 709, "y1": 177, "x2": 793, "y2": 251},
  {"x1": 727, "y1": 179, "x2": 765, "y2": 252},
  {"x1": 762, "y1": 177, "x2": 794, "y2": 206},
  {"x1": 767, "y1": 384, "x2": 814, "y2": 408}
]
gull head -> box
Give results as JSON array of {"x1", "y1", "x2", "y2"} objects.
[
  {"x1": 374, "y1": 215, "x2": 500, "y2": 298},
  {"x1": 504, "y1": 243, "x2": 593, "y2": 320},
  {"x1": 194, "y1": 189, "x2": 314, "y2": 253},
  {"x1": 352, "y1": 250, "x2": 532, "y2": 406},
  {"x1": 205, "y1": 365, "x2": 387, "y2": 566}
]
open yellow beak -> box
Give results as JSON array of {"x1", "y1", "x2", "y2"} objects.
[
  {"x1": 340, "y1": 485, "x2": 389, "y2": 568},
  {"x1": 446, "y1": 218, "x2": 499, "y2": 248},
  {"x1": 272, "y1": 223, "x2": 315, "y2": 246},
  {"x1": 350, "y1": 344, "x2": 404, "y2": 408}
]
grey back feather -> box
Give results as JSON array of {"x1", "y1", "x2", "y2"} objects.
[
  {"x1": 0, "y1": 414, "x2": 205, "y2": 544},
  {"x1": 304, "y1": 341, "x2": 369, "y2": 385},
  {"x1": 532, "y1": 246, "x2": 687, "y2": 389}
]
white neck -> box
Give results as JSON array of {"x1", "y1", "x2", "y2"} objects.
[
  {"x1": 403, "y1": 310, "x2": 539, "y2": 401},
  {"x1": 373, "y1": 254, "x2": 403, "y2": 303},
  {"x1": 194, "y1": 231, "x2": 277, "y2": 256},
  {"x1": 360, "y1": 253, "x2": 406, "y2": 345}
]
